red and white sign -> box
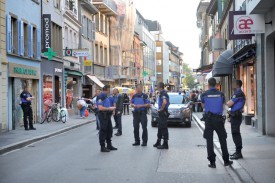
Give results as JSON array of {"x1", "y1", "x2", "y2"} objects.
[{"x1": 234, "y1": 14, "x2": 265, "y2": 35}]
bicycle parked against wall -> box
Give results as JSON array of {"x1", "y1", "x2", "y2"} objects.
[{"x1": 41, "y1": 103, "x2": 67, "y2": 123}]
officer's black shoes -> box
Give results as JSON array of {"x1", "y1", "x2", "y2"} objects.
[
  {"x1": 115, "y1": 132, "x2": 122, "y2": 136},
  {"x1": 107, "y1": 145, "x2": 118, "y2": 151},
  {"x1": 208, "y1": 162, "x2": 216, "y2": 168},
  {"x1": 230, "y1": 152, "x2": 243, "y2": 160},
  {"x1": 157, "y1": 141, "x2": 169, "y2": 149},
  {"x1": 101, "y1": 147, "x2": 111, "y2": 152},
  {"x1": 25, "y1": 128, "x2": 29, "y2": 131},
  {"x1": 224, "y1": 160, "x2": 233, "y2": 166},
  {"x1": 29, "y1": 127, "x2": 36, "y2": 130},
  {"x1": 153, "y1": 139, "x2": 161, "y2": 148},
  {"x1": 141, "y1": 142, "x2": 147, "y2": 146},
  {"x1": 113, "y1": 126, "x2": 118, "y2": 129},
  {"x1": 132, "y1": 142, "x2": 140, "y2": 146}
]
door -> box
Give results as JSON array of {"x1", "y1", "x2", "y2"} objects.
[{"x1": 55, "y1": 76, "x2": 60, "y2": 103}]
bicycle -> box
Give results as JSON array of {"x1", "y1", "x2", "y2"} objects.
[
  {"x1": 52, "y1": 103, "x2": 67, "y2": 123},
  {"x1": 41, "y1": 103, "x2": 58, "y2": 124}
]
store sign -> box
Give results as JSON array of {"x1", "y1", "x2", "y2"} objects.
[
  {"x1": 84, "y1": 55, "x2": 92, "y2": 66},
  {"x1": 229, "y1": 11, "x2": 254, "y2": 40},
  {"x1": 246, "y1": 0, "x2": 261, "y2": 15},
  {"x1": 42, "y1": 14, "x2": 51, "y2": 52},
  {"x1": 55, "y1": 68, "x2": 62, "y2": 73},
  {"x1": 72, "y1": 50, "x2": 89, "y2": 57},
  {"x1": 234, "y1": 14, "x2": 265, "y2": 34},
  {"x1": 9, "y1": 63, "x2": 40, "y2": 79}
]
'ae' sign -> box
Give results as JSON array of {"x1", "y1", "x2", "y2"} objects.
[{"x1": 234, "y1": 14, "x2": 265, "y2": 35}]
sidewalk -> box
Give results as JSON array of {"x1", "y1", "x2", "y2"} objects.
[
  {"x1": 193, "y1": 112, "x2": 275, "y2": 183},
  {"x1": 0, "y1": 114, "x2": 96, "y2": 155}
]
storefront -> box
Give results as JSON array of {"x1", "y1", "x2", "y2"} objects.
[
  {"x1": 8, "y1": 62, "x2": 40, "y2": 130},
  {"x1": 41, "y1": 59, "x2": 64, "y2": 114},
  {"x1": 64, "y1": 69, "x2": 83, "y2": 115}
]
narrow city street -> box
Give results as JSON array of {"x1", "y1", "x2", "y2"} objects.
[{"x1": 0, "y1": 115, "x2": 235, "y2": 183}]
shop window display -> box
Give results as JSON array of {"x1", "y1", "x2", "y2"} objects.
[{"x1": 43, "y1": 75, "x2": 53, "y2": 112}]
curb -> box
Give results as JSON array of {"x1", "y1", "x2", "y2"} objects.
[
  {"x1": 0, "y1": 120, "x2": 95, "y2": 155},
  {"x1": 192, "y1": 113, "x2": 256, "y2": 183}
]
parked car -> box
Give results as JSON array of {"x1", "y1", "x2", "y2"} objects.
[{"x1": 151, "y1": 93, "x2": 192, "y2": 127}]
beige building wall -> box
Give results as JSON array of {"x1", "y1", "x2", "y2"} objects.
[{"x1": 0, "y1": 0, "x2": 7, "y2": 131}]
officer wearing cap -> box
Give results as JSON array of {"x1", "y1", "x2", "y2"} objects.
[
  {"x1": 153, "y1": 82, "x2": 170, "y2": 149},
  {"x1": 20, "y1": 87, "x2": 36, "y2": 131},
  {"x1": 227, "y1": 80, "x2": 246, "y2": 160},
  {"x1": 96, "y1": 85, "x2": 117, "y2": 152},
  {"x1": 201, "y1": 77, "x2": 233, "y2": 168},
  {"x1": 130, "y1": 84, "x2": 151, "y2": 146}
]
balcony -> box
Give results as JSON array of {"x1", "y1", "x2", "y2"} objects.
[{"x1": 92, "y1": 0, "x2": 117, "y2": 16}]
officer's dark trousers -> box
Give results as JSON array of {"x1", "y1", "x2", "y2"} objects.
[
  {"x1": 98, "y1": 112, "x2": 113, "y2": 147},
  {"x1": 133, "y1": 111, "x2": 148, "y2": 143},
  {"x1": 230, "y1": 115, "x2": 243, "y2": 153},
  {"x1": 204, "y1": 117, "x2": 229, "y2": 162},
  {"x1": 21, "y1": 104, "x2": 34, "y2": 129},
  {"x1": 158, "y1": 111, "x2": 169, "y2": 141},
  {"x1": 114, "y1": 113, "x2": 122, "y2": 134}
]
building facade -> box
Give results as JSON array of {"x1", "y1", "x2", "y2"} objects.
[{"x1": 6, "y1": 0, "x2": 42, "y2": 130}]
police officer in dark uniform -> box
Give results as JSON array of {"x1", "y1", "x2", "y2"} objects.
[
  {"x1": 201, "y1": 78, "x2": 233, "y2": 168},
  {"x1": 96, "y1": 85, "x2": 117, "y2": 152},
  {"x1": 130, "y1": 84, "x2": 151, "y2": 146},
  {"x1": 227, "y1": 80, "x2": 246, "y2": 160},
  {"x1": 153, "y1": 82, "x2": 170, "y2": 149},
  {"x1": 20, "y1": 88, "x2": 36, "y2": 131}
]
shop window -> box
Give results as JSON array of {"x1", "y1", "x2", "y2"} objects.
[{"x1": 43, "y1": 75, "x2": 53, "y2": 113}]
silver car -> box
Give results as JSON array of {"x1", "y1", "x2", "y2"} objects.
[{"x1": 151, "y1": 93, "x2": 192, "y2": 127}]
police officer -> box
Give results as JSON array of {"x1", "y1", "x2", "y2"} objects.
[
  {"x1": 130, "y1": 84, "x2": 151, "y2": 146},
  {"x1": 96, "y1": 85, "x2": 117, "y2": 152},
  {"x1": 20, "y1": 88, "x2": 36, "y2": 131},
  {"x1": 227, "y1": 80, "x2": 245, "y2": 160},
  {"x1": 201, "y1": 78, "x2": 233, "y2": 168},
  {"x1": 113, "y1": 88, "x2": 124, "y2": 136},
  {"x1": 153, "y1": 82, "x2": 170, "y2": 149}
]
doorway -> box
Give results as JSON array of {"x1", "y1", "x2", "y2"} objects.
[{"x1": 55, "y1": 76, "x2": 61, "y2": 103}]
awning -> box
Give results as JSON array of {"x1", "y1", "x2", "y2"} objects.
[
  {"x1": 65, "y1": 70, "x2": 83, "y2": 77},
  {"x1": 212, "y1": 50, "x2": 234, "y2": 77},
  {"x1": 87, "y1": 75, "x2": 105, "y2": 88},
  {"x1": 232, "y1": 44, "x2": 256, "y2": 64}
]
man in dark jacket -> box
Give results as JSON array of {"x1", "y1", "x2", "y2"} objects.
[
  {"x1": 113, "y1": 88, "x2": 124, "y2": 136},
  {"x1": 20, "y1": 88, "x2": 36, "y2": 130}
]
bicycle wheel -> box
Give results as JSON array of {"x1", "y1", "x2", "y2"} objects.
[
  {"x1": 60, "y1": 110, "x2": 67, "y2": 123},
  {"x1": 41, "y1": 111, "x2": 48, "y2": 124},
  {"x1": 47, "y1": 110, "x2": 52, "y2": 122},
  {"x1": 52, "y1": 109, "x2": 59, "y2": 122}
]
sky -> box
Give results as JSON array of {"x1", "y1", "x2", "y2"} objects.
[{"x1": 134, "y1": 0, "x2": 201, "y2": 69}]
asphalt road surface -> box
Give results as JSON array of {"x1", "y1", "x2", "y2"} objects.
[{"x1": 0, "y1": 114, "x2": 236, "y2": 183}]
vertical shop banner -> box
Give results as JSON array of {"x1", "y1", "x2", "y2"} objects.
[{"x1": 42, "y1": 14, "x2": 51, "y2": 52}]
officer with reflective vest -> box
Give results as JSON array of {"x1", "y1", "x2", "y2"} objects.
[
  {"x1": 153, "y1": 82, "x2": 170, "y2": 149},
  {"x1": 96, "y1": 85, "x2": 117, "y2": 152},
  {"x1": 20, "y1": 88, "x2": 36, "y2": 131},
  {"x1": 130, "y1": 84, "x2": 151, "y2": 146},
  {"x1": 227, "y1": 80, "x2": 246, "y2": 160},
  {"x1": 201, "y1": 78, "x2": 233, "y2": 168}
]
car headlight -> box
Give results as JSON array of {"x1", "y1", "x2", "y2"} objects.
[{"x1": 182, "y1": 108, "x2": 191, "y2": 115}]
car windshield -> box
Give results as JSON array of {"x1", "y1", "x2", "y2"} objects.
[{"x1": 168, "y1": 95, "x2": 189, "y2": 104}]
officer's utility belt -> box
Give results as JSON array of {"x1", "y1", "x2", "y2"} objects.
[
  {"x1": 229, "y1": 111, "x2": 242, "y2": 118},
  {"x1": 158, "y1": 109, "x2": 170, "y2": 117},
  {"x1": 21, "y1": 103, "x2": 31, "y2": 106},
  {"x1": 132, "y1": 110, "x2": 146, "y2": 115},
  {"x1": 203, "y1": 112, "x2": 225, "y2": 121}
]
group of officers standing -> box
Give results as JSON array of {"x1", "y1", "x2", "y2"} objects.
[{"x1": 95, "y1": 82, "x2": 170, "y2": 152}]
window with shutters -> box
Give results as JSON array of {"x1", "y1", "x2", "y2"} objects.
[
  {"x1": 23, "y1": 22, "x2": 28, "y2": 57},
  {"x1": 95, "y1": 44, "x2": 98, "y2": 63},
  {"x1": 104, "y1": 48, "x2": 107, "y2": 65},
  {"x1": 100, "y1": 46, "x2": 103, "y2": 64},
  {"x1": 11, "y1": 17, "x2": 18, "y2": 54},
  {"x1": 105, "y1": 17, "x2": 108, "y2": 35},
  {"x1": 100, "y1": 14, "x2": 104, "y2": 33},
  {"x1": 51, "y1": 22, "x2": 62, "y2": 57},
  {"x1": 33, "y1": 26, "x2": 37, "y2": 58},
  {"x1": 95, "y1": 14, "x2": 99, "y2": 32},
  {"x1": 73, "y1": 32, "x2": 77, "y2": 49},
  {"x1": 64, "y1": 26, "x2": 68, "y2": 48}
]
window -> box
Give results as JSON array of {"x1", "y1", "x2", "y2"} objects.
[
  {"x1": 104, "y1": 48, "x2": 107, "y2": 65},
  {"x1": 33, "y1": 26, "x2": 37, "y2": 57},
  {"x1": 95, "y1": 44, "x2": 98, "y2": 63},
  {"x1": 73, "y1": 32, "x2": 77, "y2": 49},
  {"x1": 100, "y1": 14, "x2": 104, "y2": 33},
  {"x1": 100, "y1": 46, "x2": 103, "y2": 64},
  {"x1": 69, "y1": 29, "x2": 72, "y2": 49},
  {"x1": 105, "y1": 17, "x2": 108, "y2": 35},
  {"x1": 54, "y1": 0, "x2": 61, "y2": 10},
  {"x1": 64, "y1": 26, "x2": 68, "y2": 48},
  {"x1": 23, "y1": 22, "x2": 28, "y2": 57},
  {"x1": 95, "y1": 14, "x2": 99, "y2": 31},
  {"x1": 157, "y1": 60, "x2": 162, "y2": 66},
  {"x1": 51, "y1": 22, "x2": 62, "y2": 57},
  {"x1": 11, "y1": 17, "x2": 18, "y2": 54},
  {"x1": 156, "y1": 47, "x2": 161, "y2": 53}
]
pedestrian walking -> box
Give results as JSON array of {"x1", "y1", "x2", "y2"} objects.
[
  {"x1": 227, "y1": 80, "x2": 246, "y2": 160},
  {"x1": 113, "y1": 88, "x2": 124, "y2": 136},
  {"x1": 130, "y1": 84, "x2": 151, "y2": 146},
  {"x1": 77, "y1": 97, "x2": 87, "y2": 118},
  {"x1": 153, "y1": 82, "x2": 170, "y2": 149},
  {"x1": 96, "y1": 85, "x2": 117, "y2": 152},
  {"x1": 123, "y1": 93, "x2": 130, "y2": 115},
  {"x1": 20, "y1": 88, "x2": 36, "y2": 131},
  {"x1": 92, "y1": 89, "x2": 101, "y2": 130},
  {"x1": 201, "y1": 77, "x2": 233, "y2": 168}
]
